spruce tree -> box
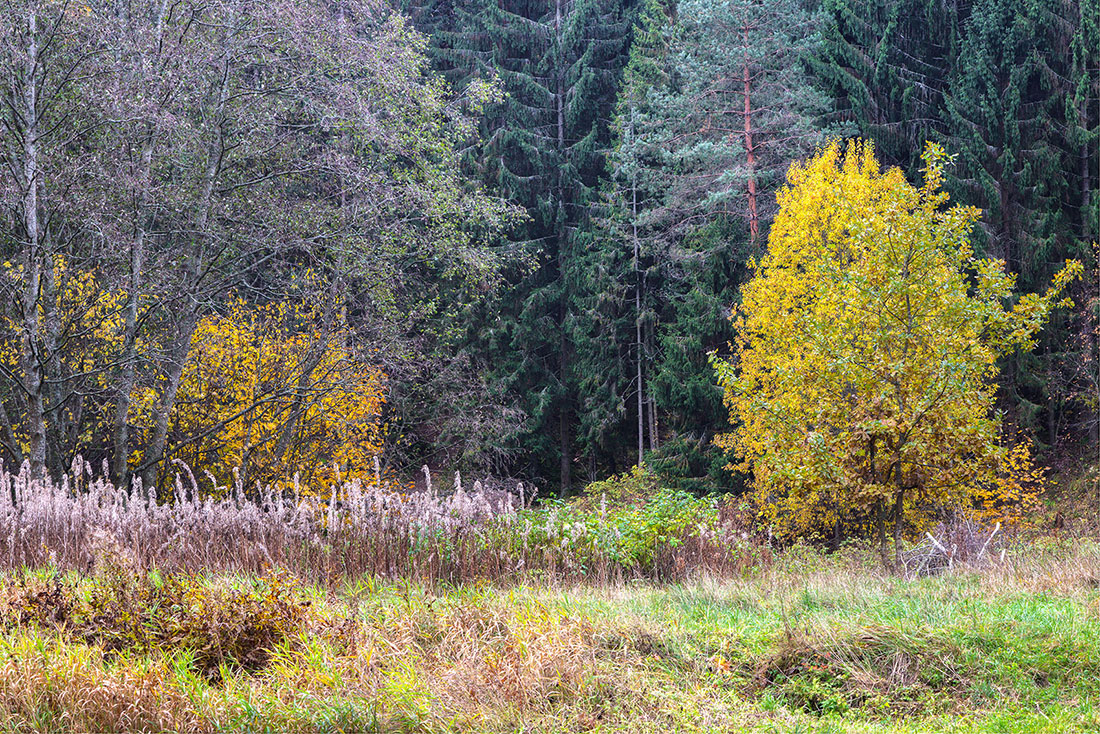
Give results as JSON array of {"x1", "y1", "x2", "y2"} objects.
[
  {"x1": 408, "y1": 0, "x2": 634, "y2": 491},
  {"x1": 572, "y1": 0, "x2": 669, "y2": 471},
  {"x1": 944, "y1": 0, "x2": 1097, "y2": 443},
  {"x1": 814, "y1": 0, "x2": 962, "y2": 170},
  {"x1": 946, "y1": 0, "x2": 1085, "y2": 283}
]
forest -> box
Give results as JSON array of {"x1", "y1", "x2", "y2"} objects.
[
  {"x1": 0, "y1": 0, "x2": 1095, "y2": 494},
  {"x1": 0, "y1": 0, "x2": 1097, "y2": 731}
]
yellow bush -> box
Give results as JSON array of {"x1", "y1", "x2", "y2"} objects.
[
  {"x1": 713, "y1": 140, "x2": 1079, "y2": 560},
  {"x1": 164, "y1": 299, "x2": 385, "y2": 494},
  {"x1": 971, "y1": 438, "x2": 1045, "y2": 526}
]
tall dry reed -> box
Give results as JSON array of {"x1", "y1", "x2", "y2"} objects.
[
  {"x1": 0, "y1": 458, "x2": 523, "y2": 581},
  {"x1": 0, "y1": 459, "x2": 754, "y2": 583}
]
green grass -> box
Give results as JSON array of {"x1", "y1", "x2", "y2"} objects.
[{"x1": 1, "y1": 542, "x2": 1097, "y2": 733}]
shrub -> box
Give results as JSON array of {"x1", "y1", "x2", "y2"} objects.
[
  {"x1": 150, "y1": 298, "x2": 387, "y2": 494},
  {"x1": 713, "y1": 140, "x2": 1080, "y2": 565},
  {"x1": 518, "y1": 466, "x2": 724, "y2": 574},
  {"x1": 2, "y1": 563, "x2": 311, "y2": 682}
]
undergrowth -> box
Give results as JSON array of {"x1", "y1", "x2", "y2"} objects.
[
  {"x1": 2, "y1": 558, "x2": 310, "y2": 683},
  {"x1": 0, "y1": 460, "x2": 756, "y2": 584}
]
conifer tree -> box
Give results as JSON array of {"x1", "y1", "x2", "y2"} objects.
[
  {"x1": 574, "y1": 0, "x2": 833, "y2": 482},
  {"x1": 814, "y1": 0, "x2": 961, "y2": 170},
  {"x1": 570, "y1": 0, "x2": 668, "y2": 471},
  {"x1": 944, "y1": 0, "x2": 1098, "y2": 442},
  {"x1": 408, "y1": 0, "x2": 634, "y2": 491},
  {"x1": 946, "y1": 0, "x2": 1094, "y2": 285}
]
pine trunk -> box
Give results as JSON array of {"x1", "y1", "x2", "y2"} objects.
[
  {"x1": 632, "y1": 108, "x2": 645, "y2": 467},
  {"x1": 741, "y1": 25, "x2": 758, "y2": 248}
]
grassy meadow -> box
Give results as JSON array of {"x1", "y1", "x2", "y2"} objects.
[{"x1": 1, "y1": 539, "x2": 1097, "y2": 734}]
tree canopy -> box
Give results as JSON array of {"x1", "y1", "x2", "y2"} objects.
[{"x1": 714, "y1": 140, "x2": 1082, "y2": 566}]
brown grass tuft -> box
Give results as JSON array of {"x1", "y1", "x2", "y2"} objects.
[{"x1": 0, "y1": 634, "x2": 207, "y2": 733}]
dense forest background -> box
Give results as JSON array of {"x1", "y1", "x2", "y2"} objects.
[
  {"x1": 401, "y1": 0, "x2": 1099, "y2": 492},
  {"x1": 0, "y1": 0, "x2": 1096, "y2": 495}
]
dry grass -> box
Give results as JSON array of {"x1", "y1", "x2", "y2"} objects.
[
  {"x1": 279, "y1": 591, "x2": 607, "y2": 723},
  {"x1": 1, "y1": 539, "x2": 1097, "y2": 733},
  {"x1": 0, "y1": 457, "x2": 522, "y2": 574},
  {"x1": 982, "y1": 536, "x2": 1100, "y2": 595},
  {"x1": 0, "y1": 458, "x2": 1095, "y2": 732},
  {"x1": 0, "y1": 568, "x2": 628, "y2": 732},
  {"x1": 0, "y1": 635, "x2": 205, "y2": 733},
  {"x1": 0, "y1": 459, "x2": 748, "y2": 585}
]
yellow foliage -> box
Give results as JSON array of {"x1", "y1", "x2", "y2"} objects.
[
  {"x1": 971, "y1": 437, "x2": 1044, "y2": 527},
  {"x1": 0, "y1": 255, "x2": 385, "y2": 491},
  {"x1": 0, "y1": 257, "x2": 129, "y2": 456},
  {"x1": 158, "y1": 299, "x2": 386, "y2": 495},
  {"x1": 713, "y1": 140, "x2": 1081, "y2": 542}
]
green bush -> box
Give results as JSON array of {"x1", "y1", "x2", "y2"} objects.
[{"x1": 518, "y1": 466, "x2": 720, "y2": 572}]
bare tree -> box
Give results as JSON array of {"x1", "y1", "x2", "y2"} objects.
[{"x1": 0, "y1": 0, "x2": 518, "y2": 485}]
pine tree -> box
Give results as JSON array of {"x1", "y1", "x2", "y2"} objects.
[{"x1": 571, "y1": 0, "x2": 836, "y2": 483}]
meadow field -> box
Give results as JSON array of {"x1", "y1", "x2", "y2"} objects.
[
  {"x1": 0, "y1": 0, "x2": 1096, "y2": 731},
  {"x1": 2, "y1": 535, "x2": 1098, "y2": 733},
  {"x1": 0, "y1": 462, "x2": 1097, "y2": 733}
]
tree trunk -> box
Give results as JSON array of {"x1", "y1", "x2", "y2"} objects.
[
  {"x1": 554, "y1": 0, "x2": 572, "y2": 497},
  {"x1": 648, "y1": 393, "x2": 659, "y2": 451},
  {"x1": 141, "y1": 311, "x2": 198, "y2": 489},
  {"x1": 893, "y1": 455, "x2": 905, "y2": 571},
  {"x1": 0, "y1": 400, "x2": 22, "y2": 466},
  {"x1": 19, "y1": 7, "x2": 48, "y2": 474},
  {"x1": 646, "y1": 321, "x2": 658, "y2": 452},
  {"x1": 111, "y1": 212, "x2": 147, "y2": 485},
  {"x1": 42, "y1": 242, "x2": 64, "y2": 471},
  {"x1": 559, "y1": 404, "x2": 571, "y2": 498},
  {"x1": 272, "y1": 357, "x2": 324, "y2": 464},
  {"x1": 876, "y1": 500, "x2": 888, "y2": 568},
  {"x1": 141, "y1": 20, "x2": 233, "y2": 489},
  {"x1": 632, "y1": 106, "x2": 644, "y2": 467},
  {"x1": 635, "y1": 259, "x2": 645, "y2": 468},
  {"x1": 1081, "y1": 100, "x2": 1092, "y2": 242},
  {"x1": 112, "y1": 0, "x2": 171, "y2": 485},
  {"x1": 1048, "y1": 391, "x2": 1058, "y2": 449},
  {"x1": 741, "y1": 25, "x2": 758, "y2": 248}
]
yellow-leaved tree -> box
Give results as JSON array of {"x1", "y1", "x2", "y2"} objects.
[
  {"x1": 0, "y1": 257, "x2": 127, "y2": 461},
  {"x1": 713, "y1": 140, "x2": 1082, "y2": 567},
  {"x1": 133, "y1": 299, "x2": 386, "y2": 496}
]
